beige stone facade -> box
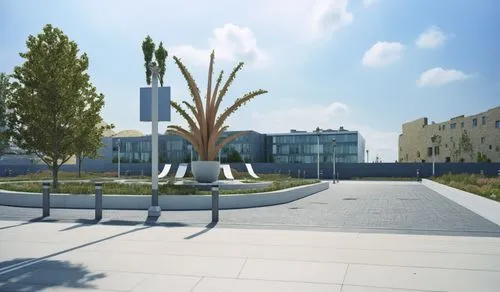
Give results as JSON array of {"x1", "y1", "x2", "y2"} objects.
[{"x1": 399, "y1": 106, "x2": 500, "y2": 163}]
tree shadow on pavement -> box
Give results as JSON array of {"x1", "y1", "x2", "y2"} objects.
[
  {"x1": 58, "y1": 217, "x2": 191, "y2": 231},
  {"x1": 0, "y1": 258, "x2": 105, "y2": 291}
]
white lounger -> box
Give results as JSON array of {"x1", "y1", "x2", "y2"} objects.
[
  {"x1": 175, "y1": 163, "x2": 188, "y2": 180},
  {"x1": 158, "y1": 164, "x2": 171, "y2": 179},
  {"x1": 221, "y1": 164, "x2": 234, "y2": 180},
  {"x1": 245, "y1": 163, "x2": 259, "y2": 179}
]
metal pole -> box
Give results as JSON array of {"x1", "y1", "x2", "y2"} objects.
[
  {"x1": 219, "y1": 149, "x2": 221, "y2": 164},
  {"x1": 117, "y1": 139, "x2": 121, "y2": 178},
  {"x1": 95, "y1": 182, "x2": 103, "y2": 221},
  {"x1": 333, "y1": 146, "x2": 336, "y2": 184},
  {"x1": 148, "y1": 63, "x2": 161, "y2": 217},
  {"x1": 317, "y1": 134, "x2": 320, "y2": 180},
  {"x1": 212, "y1": 184, "x2": 219, "y2": 223},
  {"x1": 42, "y1": 182, "x2": 50, "y2": 217},
  {"x1": 432, "y1": 144, "x2": 435, "y2": 177}
]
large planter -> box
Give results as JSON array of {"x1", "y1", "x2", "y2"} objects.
[{"x1": 191, "y1": 161, "x2": 221, "y2": 183}]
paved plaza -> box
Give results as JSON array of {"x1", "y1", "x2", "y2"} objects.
[
  {"x1": 1, "y1": 181, "x2": 500, "y2": 291},
  {"x1": 1, "y1": 181, "x2": 499, "y2": 236}
]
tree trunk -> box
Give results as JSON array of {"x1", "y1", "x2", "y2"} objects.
[
  {"x1": 77, "y1": 155, "x2": 82, "y2": 178},
  {"x1": 52, "y1": 162, "x2": 59, "y2": 192}
]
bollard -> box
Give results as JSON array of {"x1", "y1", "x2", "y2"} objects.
[
  {"x1": 298, "y1": 169, "x2": 300, "y2": 178},
  {"x1": 211, "y1": 185, "x2": 219, "y2": 223},
  {"x1": 416, "y1": 169, "x2": 421, "y2": 182},
  {"x1": 95, "y1": 182, "x2": 103, "y2": 221},
  {"x1": 42, "y1": 182, "x2": 50, "y2": 217},
  {"x1": 303, "y1": 170, "x2": 306, "y2": 179}
]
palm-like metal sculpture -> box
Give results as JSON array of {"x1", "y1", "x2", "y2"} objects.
[{"x1": 168, "y1": 51, "x2": 268, "y2": 161}]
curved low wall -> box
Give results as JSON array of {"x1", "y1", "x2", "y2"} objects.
[{"x1": 0, "y1": 182, "x2": 329, "y2": 211}]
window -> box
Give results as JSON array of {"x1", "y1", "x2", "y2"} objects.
[
  {"x1": 434, "y1": 146, "x2": 440, "y2": 155},
  {"x1": 461, "y1": 121, "x2": 464, "y2": 128},
  {"x1": 427, "y1": 147, "x2": 432, "y2": 157},
  {"x1": 489, "y1": 145, "x2": 492, "y2": 150},
  {"x1": 450, "y1": 123, "x2": 456, "y2": 129},
  {"x1": 481, "y1": 137, "x2": 485, "y2": 144},
  {"x1": 496, "y1": 120, "x2": 500, "y2": 128},
  {"x1": 417, "y1": 151, "x2": 420, "y2": 158},
  {"x1": 473, "y1": 118, "x2": 477, "y2": 127},
  {"x1": 482, "y1": 116, "x2": 486, "y2": 125},
  {"x1": 497, "y1": 146, "x2": 500, "y2": 152}
]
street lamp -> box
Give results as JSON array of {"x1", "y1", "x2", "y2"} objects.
[
  {"x1": 148, "y1": 62, "x2": 161, "y2": 217},
  {"x1": 314, "y1": 127, "x2": 322, "y2": 180},
  {"x1": 431, "y1": 135, "x2": 441, "y2": 177},
  {"x1": 117, "y1": 138, "x2": 121, "y2": 178},
  {"x1": 332, "y1": 138, "x2": 336, "y2": 184}
]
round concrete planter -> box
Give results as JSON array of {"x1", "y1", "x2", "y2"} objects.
[{"x1": 191, "y1": 161, "x2": 220, "y2": 183}]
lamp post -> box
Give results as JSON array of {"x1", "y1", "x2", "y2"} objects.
[
  {"x1": 148, "y1": 62, "x2": 161, "y2": 217},
  {"x1": 332, "y1": 138, "x2": 336, "y2": 184},
  {"x1": 366, "y1": 149, "x2": 369, "y2": 163},
  {"x1": 315, "y1": 127, "x2": 322, "y2": 180},
  {"x1": 117, "y1": 139, "x2": 121, "y2": 178}
]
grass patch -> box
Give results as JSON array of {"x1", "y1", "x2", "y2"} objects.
[
  {"x1": 0, "y1": 179, "x2": 320, "y2": 195},
  {"x1": 0, "y1": 170, "x2": 146, "y2": 182},
  {"x1": 434, "y1": 173, "x2": 500, "y2": 202}
]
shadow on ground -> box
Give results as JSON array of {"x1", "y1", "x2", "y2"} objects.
[{"x1": 0, "y1": 258, "x2": 105, "y2": 291}]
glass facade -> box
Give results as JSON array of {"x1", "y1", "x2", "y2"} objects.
[
  {"x1": 110, "y1": 129, "x2": 365, "y2": 164},
  {"x1": 269, "y1": 132, "x2": 363, "y2": 163}
]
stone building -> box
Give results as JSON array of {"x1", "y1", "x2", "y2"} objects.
[{"x1": 399, "y1": 106, "x2": 500, "y2": 163}]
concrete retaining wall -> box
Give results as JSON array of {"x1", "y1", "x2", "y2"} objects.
[
  {"x1": 0, "y1": 182, "x2": 329, "y2": 211},
  {"x1": 423, "y1": 179, "x2": 500, "y2": 226}
]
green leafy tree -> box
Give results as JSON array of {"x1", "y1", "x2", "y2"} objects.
[
  {"x1": 154, "y1": 42, "x2": 168, "y2": 87},
  {"x1": 225, "y1": 147, "x2": 243, "y2": 163},
  {"x1": 7, "y1": 24, "x2": 107, "y2": 191},
  {"x1": 476, "y1": 152, "x2": 491, "y2": 163},
  {"x1": 142, "y1": 36, "x2": 155, "y2": 85},
  {"x1": 75, "y1": 122, "x2": 114, "y2": 177},
  {"x1": 0, "y1": 73, "x2": 11, "y2": 157},
  {"x1": 449, "y1": 136, "x2": 460, "y2": 162},
  {"x1": 167, "y1": 50, "x2": 268, "y2": 160},
  {"x1": 459, "y1": 130, "x2": 474, "y2": 162}
]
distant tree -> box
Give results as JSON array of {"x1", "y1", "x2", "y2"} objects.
[
  {"x1": 225, "y1": 147, "x2": 243, "y2": 163},
  {"x1": 154, "y1": 42, "x2": 168, "y2": 87},
  {"x1": 7, "y1": 24, "x2": 107, "y2": 191},
  {"x1": 476, "y1": 152, "x2": 491, "y2": 163},
  {"x1": 449, "y1": 136, "x2": 460, "y2": 162},
  {"x1": 0, "y1": 73, "x2": 10, "y2": 157},
  {"x1": 459, "y1": 130, "x2": 474, "y2": 162},
  {"x1": 75, "y1": 122, "x2": 114, "y2": 177},
  {"x1": 141, "y1": 36, "x2": 155, "y2": 85}
]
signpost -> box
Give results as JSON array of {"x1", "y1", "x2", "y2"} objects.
[{"x1": 140, "y1": 62, "x2": 171, "y2": 217}]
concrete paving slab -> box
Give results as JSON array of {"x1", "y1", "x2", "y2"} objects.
[
  {"x1": 239, "y1": 258, "x2": 348, "y2": 284},
  {"x1": 193, "y1": 278, "x2": 341, "y2": 292},
  {"x1": 341, "y1": 285, "x2": 428, "y2": 292},
  {"x1": 344, "y1": 264, "x2": 500, "y2": 292},
  {"x1": 130, "y1": 274, "x2": 201, "y2": 292}
]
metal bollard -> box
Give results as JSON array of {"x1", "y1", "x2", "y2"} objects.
[
  {"x1": 211, "y1": 185, "x2": 219, "y2": 223},
  {"x1": 42, "y1": 182, "x2": 50, "y2": 217},
  {"x1": 298, "y1": 169, "x2": 300, "y2": 178},
  {"x1": 416, "y1": 169, "x2": 421, "y2": 182},
  {"x1": 95, "y1": 182, "x2": 103, "y2": 221}
]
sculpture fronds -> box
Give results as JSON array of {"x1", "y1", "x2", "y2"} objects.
[{"x1": 168, "y1": 52, "x2": 268, "y2": 161}]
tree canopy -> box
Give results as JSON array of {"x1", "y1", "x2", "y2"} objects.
[
  {"x1": 0, "y1": 73, "x2": 10, "y2": 157},
  {"x1": 7, "y1": 24, "x2": 107, "y2": 190}
]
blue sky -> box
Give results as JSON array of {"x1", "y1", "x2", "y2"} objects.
[{"x1": 1, "y1": 0, "x2": 499, "y2": 162}]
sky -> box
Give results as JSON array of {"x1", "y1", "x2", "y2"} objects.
[{"x1": 1, "y1": 0, "x2": 499, "y2": 162}]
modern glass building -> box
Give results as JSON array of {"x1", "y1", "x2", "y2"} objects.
[
  {"x1": 109, "y1": 127, "x2": 365, "y2": 164},
  {"x1": 267, "y1": 128, "x2": 365, "y2": 163}
]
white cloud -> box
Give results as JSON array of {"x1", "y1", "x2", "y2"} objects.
[
  {"x1": 171, "y1": 23, "x2": 268, "y2": 68},
  {"x1": 310, "y1": 0, "x2": 353, "y2": 39},
  {"x1": 363, "y1": 0, "x2": 379, "y2": 8},
  {"x1": 416, "y1": 67, "x2": 472, "y2": 87},
  {"x1": 416, "y1": 26, "x2": 448, "y2": 49},
  {"x1": 362, "y1": 41, "x2": 405, "y2": 67}
]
